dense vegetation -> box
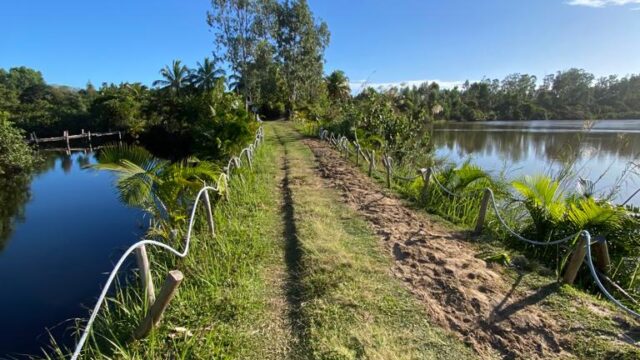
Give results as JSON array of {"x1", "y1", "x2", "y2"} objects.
[
  {"x1": 208, "y1": 0, "x2": 329, "y2": 119},
  {"x1": 323, "y1": 69, "x2": 640, "y2": 125}
]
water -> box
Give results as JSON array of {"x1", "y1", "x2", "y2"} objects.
[
  {"x1": 432, "y1": 119, "x2": 640, "y2": 205},
  {"x1": 0, "y1": 151, "x2": 143, "y2": 358}
]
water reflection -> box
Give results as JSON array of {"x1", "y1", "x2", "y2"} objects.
[
  {"x1": 434, "y1": 128, "x2": 639, "y2": 163},
  {"x1": 0, "y1": 150, "x2": 143, "y2": 358},
  {"x1": 432, "y1": 120, "x2": 640, "y2": 204},
  {"x1": 0, "y1": 175, "x2": 31, "y2": 251}
]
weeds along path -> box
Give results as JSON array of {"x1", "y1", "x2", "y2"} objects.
[
  {"x1": 268, "y1": 122, "x2": 477, "y2": 359},
  {"x1": 299, "y1": 124, "x2": 640, "y2": 359}
]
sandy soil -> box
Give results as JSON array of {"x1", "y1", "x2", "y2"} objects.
[{"x1": 305, "y1": 138, "x2": 575, "y2": 359}]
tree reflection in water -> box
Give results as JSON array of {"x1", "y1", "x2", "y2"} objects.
[{"x1": 0, "y1": 151, "x2": 66, "y2": 251}]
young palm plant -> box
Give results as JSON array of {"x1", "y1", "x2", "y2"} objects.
[
  {"x1": 94, "y1": 144, "x2": 222, "y2": 227},
  {"x1": 512, "y1": 175, "x2": 566, "y2": 241}
]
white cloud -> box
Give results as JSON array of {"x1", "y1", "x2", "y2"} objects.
[
  {"x1": 349, "y1": 79, "x2": 467, "y2": 94},
  {"x1": 567, "y1": 0, "x2": 640, "y2": 8}
]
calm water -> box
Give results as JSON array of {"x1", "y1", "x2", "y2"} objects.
[
  {"x1": 432, "y1": 119, "x2": 640, "y2": 205},
  {"x1": 0, "y1": 152, "x2": 143, "y2": 358}
]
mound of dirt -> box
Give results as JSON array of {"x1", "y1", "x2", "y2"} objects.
[{"x1": 305, "y1": 139, "x2": 572, "y2": 359}]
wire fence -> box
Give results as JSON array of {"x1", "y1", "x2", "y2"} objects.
[
  {"x1": 69, "y1": 122, "x2": 265, "y2": 360},
  {"x1": 318, "y1": 127, "x2": 640, "y2": 321}
]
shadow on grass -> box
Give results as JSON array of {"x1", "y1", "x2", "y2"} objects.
[{"x1": 275, "y1": 128, "x2": 310, "y2": 357}]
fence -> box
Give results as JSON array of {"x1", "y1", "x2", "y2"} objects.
[
  {"x1": 69, "y1": 124, "x2": 265, "y2": 360},
  {"x1": 318, "y1": 128, "x2": 640, "y2": 321}
]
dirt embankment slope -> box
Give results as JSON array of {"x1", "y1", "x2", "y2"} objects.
[{"x1": 305, "y1": 137, "x2": 639, "y2": 359}]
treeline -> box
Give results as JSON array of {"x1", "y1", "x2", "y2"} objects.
[
  {"x1": 0, "y1": 0, "x2": 330, "y2": 159},
  {"x1": 0, "y1": 61, "x2": 256, "y2": 160},
  {"x1": 355, "y1": 69, "x2": 640, "y2": 122}
]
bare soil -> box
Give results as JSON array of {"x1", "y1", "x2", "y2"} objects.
[{"x1": 305, "y1": 138, "x2": 575, "y2": 359}]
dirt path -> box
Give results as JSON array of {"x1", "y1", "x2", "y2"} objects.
[
  {"x1": 304, "y1": 137, "x2": 573, "y2": 359},
  {"x1": 267, "y1": 122, "x2": 478, "y2": 359}
]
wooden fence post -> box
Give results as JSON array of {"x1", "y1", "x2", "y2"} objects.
[
  {"x1": 593, "y1": 237, "x2": 611, "y2": 274},
  {"x1": 134, "y1": 270, "x2": 184, "y2": 339},
  {"x1": 368, "y1": 150, "x2": 375, "y2": 177},
  {"x1": 135, "y1": 245, "x2": 156, "y2": 305},
  {"x1": 203, "y1": 190, "x2": 216, "y2": 236},
  {"x1": 355, "y1": 145, "x2": 360, "y2": 166},
  {"x1": 563, "y1": 234, "x2": 588, "y2": 284},
  {"x1": 474, "y1": 189, "x2": 492, "y2": 235},
  {"x1": 64, "y1": 130, "x2": 70, "y2": 149},
  {"x1": 420, "y1": 168, "x2": 432, "y2": 203},
  {"x1": 384, "y1": 155, "x2": 391, "y2": 188}
]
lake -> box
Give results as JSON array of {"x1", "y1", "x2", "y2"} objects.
[
  {"x1": 0, "y1": 151, "x2": 143, "y2": 358},
  {"x1": 432, "y1": 119, "x2": 640, "y2": 206}
]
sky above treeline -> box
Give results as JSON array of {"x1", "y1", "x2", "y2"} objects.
[{"x1": 1, "y1": 0, "x2": 638, "y2": 91}]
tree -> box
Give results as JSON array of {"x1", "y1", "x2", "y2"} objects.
[
  {"x1": 153, "y1": 60, "x2": 192, "y2": 93},
  {"x1": 326, "y1": 70, "x2": 350, "y2": 103},
  {"x1": 208, "y1": 0, "x2": 270, "y2": 106},
  {"x1": 191, "y1": 57, "x2": 226, "y2": 92},
  {"x1": 0, "y1": 112, "x2": 39, "y2": 176},
  {"x1": 272, "y1": 0, "x2": 330, "y2": 116}
]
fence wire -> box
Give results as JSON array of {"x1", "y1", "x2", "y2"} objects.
[
  {"x1": 70, "y1": 125, "x2": 264, "y2": 359},
  {"x1": 318, "y1": 127, "x2": 640, "y2": 321}
]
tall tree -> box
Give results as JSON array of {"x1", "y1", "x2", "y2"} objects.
[
  {"x1": 272, "y1": 0, "x2": 329, "y2": 116},
  {"x1": 207, "y1": 0, "x2": 270, "y2": 106}
]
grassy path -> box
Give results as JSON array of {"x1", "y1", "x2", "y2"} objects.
[
  {"x1": 53, "y1": 121, "x2": 640, "y2": 360},
  {"x1": 268, "y1": 121, "x2": 476, "y2": 359}
]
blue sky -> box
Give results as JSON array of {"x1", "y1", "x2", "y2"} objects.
[{"x1": 1, "y1": 0, "x2": 638, "y2": 90}]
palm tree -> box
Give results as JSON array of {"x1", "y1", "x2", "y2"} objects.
[
  {"x1": 191, "y1": 57, "x2": 225, "y2": 92},
  {"x1": 326, "y1": 70, "x2": 351, "y2": 103},
  {"x1": 153, "y1": 60, "x2": 191, "y2": 93}
]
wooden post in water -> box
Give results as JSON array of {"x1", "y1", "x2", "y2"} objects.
[
  {"x1": 203, "y1": 189, "x2": 216, "y2": 236},
  {"x1": 563, "y1": 234, "x2": 588, "y2": 284},
  {"x1": 593, "y1": 237, "x2": 611, "y2": 274},
  {"x1": 134, "y1": 270, "x2": 183, "y2": 339},
  {"x1": 135, "y1": 245, "x2": 156, "y2": 305},
  {"x1": 420, "y1": 168, "x2": 432, "y2": 204},
  {"x1": 368, "y1": 150, "x2": 375, "y2": 177},
  {"x1": 474, "y1": 189, "x2": 492, "y2": 235},
  {"x1": 64, "y1": 130, "x2": 70, "y2": 149},
  {"x1": 87, "y1": 131, "x2": 91, "y2": 143}
]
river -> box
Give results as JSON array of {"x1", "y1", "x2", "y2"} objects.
[
  {"x1": 0, "y1": 151, "x2": 143, "y2": 358},
  {"x1": 432, "y1": 119, "x2": 640, "y2": 206}
]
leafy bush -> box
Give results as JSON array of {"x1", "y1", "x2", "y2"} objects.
[{"x1": 0, "y1": 112, "x2": 39, "y2": 176}]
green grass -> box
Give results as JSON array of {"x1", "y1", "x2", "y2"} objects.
[
  {"x1": 271, "y1": 122, "x2": 476, "y2": 359},
  {"x1": 43, "y1": 122, "x2": 476, "y2": 359},
  {"x1": 43, "y1": 136, "x2": 289, "y2": 359},
  {"x1": 301, "y1": 122, "x2": 640, "y2": 359}
]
